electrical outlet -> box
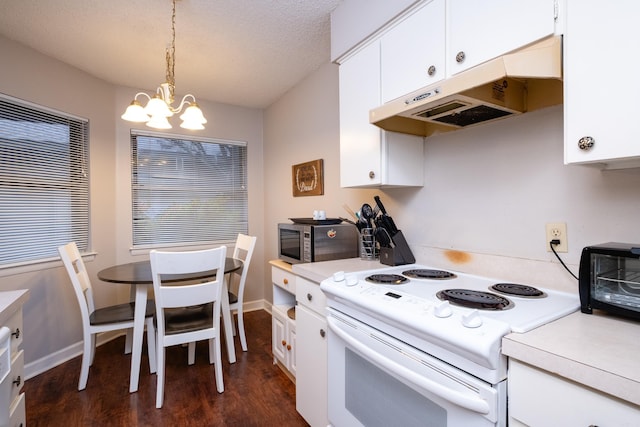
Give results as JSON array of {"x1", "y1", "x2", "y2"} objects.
[{"x1": 545, "y1": 222, "x2": 568, "y2": 252}]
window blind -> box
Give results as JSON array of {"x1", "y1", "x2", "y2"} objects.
[
  {"x1": 0, "y1": 94, "x2": 90, "y2": 268},
  {"x1": 130, "y1": 131, "x2": 248, "y2": 248}
]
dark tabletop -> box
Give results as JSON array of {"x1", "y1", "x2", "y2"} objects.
[{"x1": 97, "y1": 257, "x2": 243, "y2": 285}]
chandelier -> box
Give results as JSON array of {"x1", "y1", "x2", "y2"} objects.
[{"x1": 121, "y1": 0, "x2": 207, "y2": 130}]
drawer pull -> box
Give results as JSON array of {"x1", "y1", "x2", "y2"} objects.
[
  {"x1": 306, "y1": 293, "x2": 312, "y2": 302},
  {"x1": 286, "y1": 344, "x2": 292, "y2": 351},
  {"x1": 281, "y1": 340, "x2": 287, "y2": 346},
  {"x1": 12, "y1": 327, "x2": 20, "y2": 339},
  {"x1": 320, "y1": 329, "x2": 326, "y2": 338},
  {"x1": 283, "y1": 278, "x2": 288, "y2": 285}
]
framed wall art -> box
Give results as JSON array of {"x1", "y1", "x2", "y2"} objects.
[{"x1": 292, "y1": 159, "x2": 324, "y2": 197}]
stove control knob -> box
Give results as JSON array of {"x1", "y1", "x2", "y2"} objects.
[
  {"x1": 333, "y1": 271, "x2": 345, "y2": 282},
  {"x1": 462, "y1": 310, "x2": 483, "y2": 328},
  {"x1": 433, "y1": 300, "x2": 452, "y2": 318},
  {"x1": 346, "y1": 274, "x2": 359, "y2": 287}
]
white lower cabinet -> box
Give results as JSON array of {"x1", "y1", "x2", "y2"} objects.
[
  {"x1": 1, "y1": 291, "x2": 29, "y2": 427},
  {"x1": 270, "y1": 264, "x2": 330, "y2": 427},
  {"x1": 271, "y1": 266, "x2": 296, "y2": 377},
  {"x1": 295, "y1": 277, "x2": 328, "y2": 427},
  {"x1": 508, "y1": 360, "x2": 640, "y2": 426}
]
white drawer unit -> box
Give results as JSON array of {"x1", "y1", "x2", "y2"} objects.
[
  {"x1": 0, "y1": 290, "x2": 29, "y2": 427},
  {"x1": 271, "y1": 265, "x2": 297, "y2": 378}
]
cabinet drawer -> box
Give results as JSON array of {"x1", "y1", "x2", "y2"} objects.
[
  {"x1": 9, "y1": 391, "x2": 25, "y2": 427},
  {"x1": 272, "y1": 267, "x2": 296, "y2": 294},
  {"x1": 296, "y1": 277, "x2": 326, "y2": 315},
  {"x1": 10, "y1": 350, "x2": 24, "y2": 404},
  {"x1": 6, "y1": 309, "x2": 23, "y2": 356}
]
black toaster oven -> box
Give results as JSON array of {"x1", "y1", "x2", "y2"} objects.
[{"x1": 579, "y1": 242, "x2": 640, "y2": 320}]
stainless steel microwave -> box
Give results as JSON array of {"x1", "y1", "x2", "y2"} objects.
[
  {"x1": 278, "y1": 223, "x2": 358, "y2": 264},
  {"x1": 579, "y1": 242, "x2": 640, "y2": 320}
]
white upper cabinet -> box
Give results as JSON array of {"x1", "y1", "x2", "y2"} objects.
[
  {"x1": 447, "y1": 0, "x2": 557, "y2": 75},
  {"x1": 564, "y1": 0, "x2": 640, "y2": 168},
  {"x1": 380, "y1": 0, "x2": 446, "y2": 103},
  {"x1": 339, "y1": 42, "x2": 424, "y2": 188}
]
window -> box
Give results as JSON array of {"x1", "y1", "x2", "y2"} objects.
[
  {"x1": 131, "y1": 131, "x2": 248, "y2": 248},
  {"x1": 0, "y1": 94, "x2": 90, "y2": 268}
]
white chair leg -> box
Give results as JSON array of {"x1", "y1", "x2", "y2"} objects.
[
  {"x1": 188, "y1": 342, "x2": 196, "y2": 365},
  {"x1": 156, "y1": 347, "x2": 165, "y2": 409},
  {"x1": 124, "y1": 329, "x2": 133, "y2": 354},
  {"x1": 78, "y1": 333, "x2": 93, "y2": 391},
  {"x1": 230, "y1": 312, "x2": 237, "y2": 336},
  {"x1": 237, "y1": 310, "x2": 247, "y2": 352},
  {"x1": 89, "y1": 334, "x2": 97, "y2": 365},
  {"x1": 145, "y1": 318, "x2": 157, "y2": 374},
  {"x1": 213, "y1": 337, "x2": 224, "y2": 393}
]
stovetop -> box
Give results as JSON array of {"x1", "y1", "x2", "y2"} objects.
[
  {"x1": 323, "y1": 264, "x2": 578, "y2": 333},
  {"x1": 320, "y1": 264, "x2": 579, "y2": 383}
]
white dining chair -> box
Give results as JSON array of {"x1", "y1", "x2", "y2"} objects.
[
  {"x1": 150, "y1": 245, "x2": 227, "y2": 408},
  {"x1": 227, "y1": 233, "x2": 257, "y2": 351},
  {"x1": 58, "y1": 242, "x2": 157, "y2": 391}
]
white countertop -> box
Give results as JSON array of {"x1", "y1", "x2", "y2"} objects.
[
  {"x1": 0, "y1": 289, "x2": 30, "y2": 324},
  {"x1": 291, "y1": 258, "x2": 386, "y2": 283},
  {"x1": 503, "y1": 311, "x2": 640, "y2": 406}
]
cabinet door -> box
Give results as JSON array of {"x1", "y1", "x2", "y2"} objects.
[
  {"x1": 509, "y1": 360, "x2": 640, "y2": 426},
  {"x1": 448, "y1": 0, "x2": 556, "y2": 75},
  {"x1": 271, "y1": 308, "x2": 287, "y2": 365},
  {"x1": 339, "y1": 41, "x2": 383, "y2": 187},
  {"x1": 381, "y1": 0, "x2": 446, "y2": 103},
  {"x1": 287, "y1": 317, "x2": 296, "y2": 377},
  {"x1": 564, "y1": 0, "x2": 640, "y2": 166},
  {"x1": 295, "y1": 305, "x2": 328, "y2": 427}
]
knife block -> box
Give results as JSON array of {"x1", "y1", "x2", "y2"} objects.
[{"x1": 380, "y1": 230, "x2": 415, "y2": 266}]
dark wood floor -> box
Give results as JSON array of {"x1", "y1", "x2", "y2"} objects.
[{"x1": 25, "y1": 310, "x2": 308, "y2": 426}]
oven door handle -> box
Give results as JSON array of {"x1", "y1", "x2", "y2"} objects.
[{"x1": 327, "y1": 317, "x2": 491, "y2": 415}]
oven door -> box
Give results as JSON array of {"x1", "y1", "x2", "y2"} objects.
[{"x1": 327, "y1": 309, "x2": 505, "y2": 427}]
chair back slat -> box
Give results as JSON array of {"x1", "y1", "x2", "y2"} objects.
[
  {"x1": 150, "y1": 246, "x2": 227, "y2": 334},
  {"x1": 58, "y1": 242, "x2": 95, "y2": 317}
]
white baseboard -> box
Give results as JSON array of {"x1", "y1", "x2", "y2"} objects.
[{"x1": 24, "y1": 300, "x2": 271, "y2": 380}]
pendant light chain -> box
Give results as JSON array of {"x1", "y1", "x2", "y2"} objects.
[{"x1": 165, "y1": 0, "x2": 177, "y2": 102}]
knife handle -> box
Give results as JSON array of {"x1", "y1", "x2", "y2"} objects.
[{"x1": 374, "y1": 195, "x2": 387, "y2": 215}]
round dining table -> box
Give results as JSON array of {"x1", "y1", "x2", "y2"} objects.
[{"x1": 98, "y1": 257, "x2": 243, "y2": 393}]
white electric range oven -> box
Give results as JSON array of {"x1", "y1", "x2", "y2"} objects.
[{"x1": 320, "y1": 264, "x2": 579, "y2": 427}]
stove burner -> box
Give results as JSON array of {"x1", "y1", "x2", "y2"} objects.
[
  {"x1": 437, "y1": 289, "x2": 514, "y2": 310},
  {"x1": 402, "y1": 269, "x2": 457, "y2": 280},
  {"x1": 490, "y1": 283, "x2": 546, "y2": 298},
  {"x1": 365, "y1": 274, "x2": 409, "y2": 285}
]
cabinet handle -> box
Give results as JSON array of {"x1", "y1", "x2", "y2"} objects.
[
  {"x1": 320, "y1": 329, "x2": 326, "y2": 338},
  {"x1": 286, "y1": 344, "x2": 292, "y2": 351},
  {"x1": 281, "y1": 340, "x2": 287, "y2": 346},
  {"x1": 456, "y1": 51, "x2": 466, "y2": 63},
  {"x1": 578, "y1": 136, "x2": 595, "y2": 150},
  {"x1": 11, "y1": 328, "x2": 20, "y2": 339},
  {"x1": 427, "y1": 65, "x2": 436, "y2": 76},
  {"x1": 306, "y1": 293, "x2": 312, "y2": 301},
  {"x1": 283, "y1": 278, "x2": 288, "y2": 285},
  {"x1": 13, "y1": 375, "x2": 21, "y2": 387},
  {"x1": 368, "y1": 171, "x2": 375, "y2": 179}
]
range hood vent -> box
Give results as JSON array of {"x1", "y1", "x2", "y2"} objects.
[{"x1": 370, "y1": 36, "x2": 563, "y2": 137}]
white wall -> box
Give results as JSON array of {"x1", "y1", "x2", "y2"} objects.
[
  {"x1": 262, "y1": 63, "x2": 378, "y2": 299},
  {"x1": 379, "y1": 105, "x2": 640, "y2": 292}
]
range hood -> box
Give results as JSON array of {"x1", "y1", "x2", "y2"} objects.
[{"x1": 370, "y1": 36, "x2": 563, "y2": 137}]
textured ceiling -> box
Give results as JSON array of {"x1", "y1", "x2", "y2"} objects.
[{"x1": 0, "y1": 0, "x2": 342, "y2": 109}]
